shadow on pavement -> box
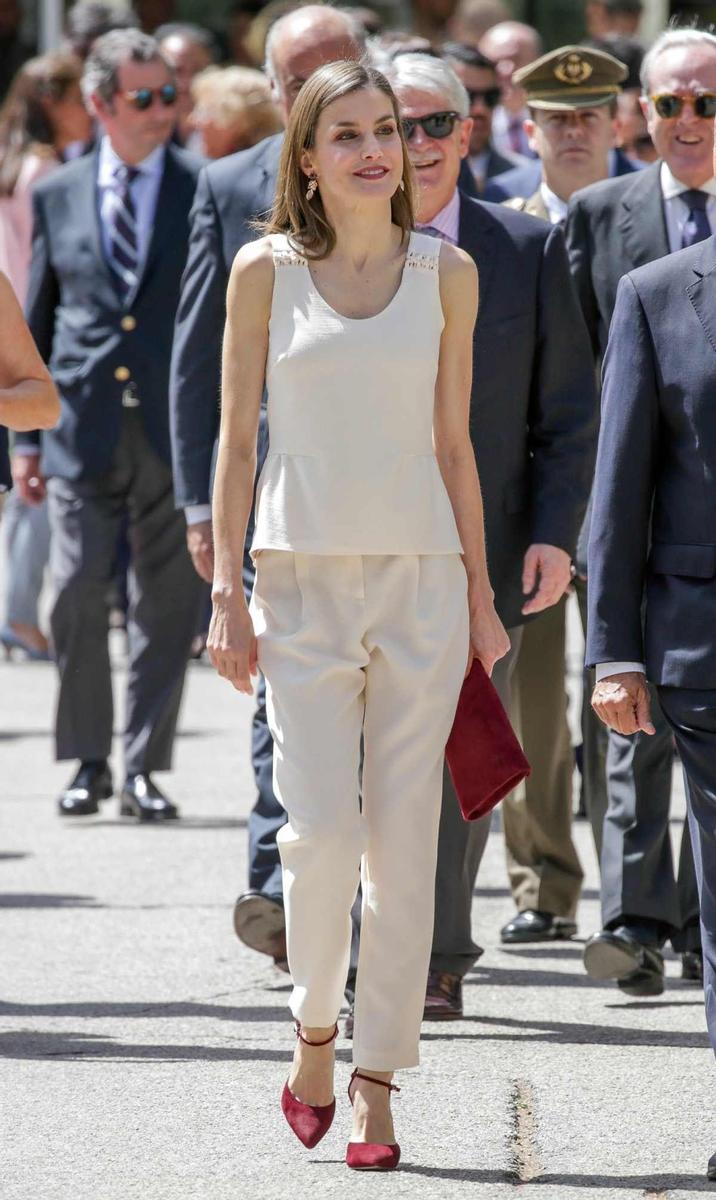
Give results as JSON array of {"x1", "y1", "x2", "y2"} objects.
[
  {"x1": 69, "y1": 818, "x2": 247, "y2": 831},
  {"x1": 498, "y1": 946, "x2": 586, "y2": 958},
  {"x1": 0, "y1": 1001, "x2": 288, "y2": 1020},
  {"x1": 466, "y1": 965, "x2": 602, "y2": 988},
  {"x1": 0, "y1": 1030, "x2": 299, "y2": 1062},
  {"x1": 474, "y1": 887, "x2": 601, "y2": 901},
  {"x1": 398, "y1": 1165, "x2": 712, "y2": 1190},
  {"x1": 421, "y1": 1013, "x2": 710, "y2": 1049},
  {"x1": 0, "y1": 892, "x2": 100, "y2": 908}
]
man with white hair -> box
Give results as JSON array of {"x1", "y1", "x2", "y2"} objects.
[
  {"x1": 170, "y1": 4, "x2": 365, "y2": 969},
  {"x1": 479, "y1": 19, "x2": 542, "y2": 158},
  {"x1": 384, "y1": 51, "x2": 596, "y2": 1020},
  {"x1": 566, "y1": 26, "x2": 716, "y2": 996}
]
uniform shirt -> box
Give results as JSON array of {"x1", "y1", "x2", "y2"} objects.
[
  {"x1": 539, "y1": 182, "x2": 568, "y2": 225},
  {"x1": 595, "y1": 162, "x2": 716, "y2": 683}
]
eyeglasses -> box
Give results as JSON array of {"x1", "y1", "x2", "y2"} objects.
[
  {"x1": 649, "y1": 92, "x2": 716, "y2": 119},
  {"x1": 118, "y1": 83, "x2": 178, "y2": 111},
  {"x1": 466, "y1": 87, "x2": 501, "y2": 110},
  {"x1": 401, "y1": 110, "x2": 461, "y2": 141}
]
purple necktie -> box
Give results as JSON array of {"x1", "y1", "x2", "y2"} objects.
[
  {"x1": 417, "y1": 224, "x2": 457, "y2": 246},
  {"x1": 107, "y1": 163, "x2": 139, "y2": 301},
  {"x1": 680, "y1": 189, "x2": 711, "y2": 248}
]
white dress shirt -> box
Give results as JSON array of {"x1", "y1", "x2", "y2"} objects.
[
  {"x1": 595, "y1": 163, "x2": 716, "y2": 683},
  {"x1": 539, "y1": 182, "x2": 568, "y2": 225}
]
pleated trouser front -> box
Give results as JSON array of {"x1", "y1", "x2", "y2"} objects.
[{"x1": 250, "y1": 551, "x2": 469, "y2": 1070}]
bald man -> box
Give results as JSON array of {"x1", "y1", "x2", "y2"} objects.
[
  {"x1": 480, "y1": 20, "x2": 542, "y2": 158},
  {"x1": 170, "y1": 4, "x2": 366, "y2": 969}
]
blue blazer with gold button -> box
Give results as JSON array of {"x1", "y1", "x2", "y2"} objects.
[{"x1": 24, "y1": 141, "x2": 201, "y2": 480}]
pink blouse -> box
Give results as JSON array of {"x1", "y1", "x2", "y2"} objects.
[{"x1": 0, "y1": 151, "x2": 59, "y2": 306}]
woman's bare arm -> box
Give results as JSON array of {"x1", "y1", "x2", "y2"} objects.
[
  {"x1": 433, "y1": 243, "x2": 510, "y2": 675},
  {"x1": 207, "y1": 237, "x2": 275, "y2": 693},
  {"x1": 0, "y1": 272, "x2": 59, "y2": 432}
]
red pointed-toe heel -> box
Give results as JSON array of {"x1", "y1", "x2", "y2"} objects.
[
  {"x1": 281, "y1": 1022, "x2": 338, "y2": 1149},
  {"x1": 345, "y1": 1069, "x2": 401, "y2": 1171}
]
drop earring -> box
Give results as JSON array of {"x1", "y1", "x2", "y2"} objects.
[
  {"x1": 399, "y1": 179, "x2": 405, "y2": 192},
  {"x1": 306, "y1": 175, "x2": 318, "y2": 201}
]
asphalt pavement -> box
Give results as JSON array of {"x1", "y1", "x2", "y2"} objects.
[{"x1": 1, "y1": 617, "x2": 714, "y2": 1200}]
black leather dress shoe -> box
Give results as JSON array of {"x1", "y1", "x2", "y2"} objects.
[
  {"x1": 423, "y1": 970, "x2": 463, "y2": 1020},
  {"x1": 58, "y1": 761, "x2": 113, "y2": 816},
  {"x1": 682, "y1": 950, "x2": 704, "y2": 983},
  {"x1": 233, "y1": 891, "x2": 287, "y2": 968},
  {"x1": 120, "y1": 774, "x2": 179, "y2": 821},
  {"x1": 583, "y1": 927, "x2": 664, "y2": 996},
  {"x1": 707, "y1": 1150, "x2": 716, "y2": 1181},
  {"x1": 501, "y1": 910, "x2": 577, "y2": 944}
]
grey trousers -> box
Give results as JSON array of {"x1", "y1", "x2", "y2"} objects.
[
  {"x1": 1, "y1": 491, "x2": 50, "y2": 627},
  {"x1": 574, "y1": 576, "x2": 608, "y2": 854},
  {"x1": 47, "y1": 411, "x2": 202, "y2": 775},
  {"x1": 430, "y1": 626, "x2": 523, "y2": 977},
  {"x1": 502, "y1": 598, "x2": 583, "y2": 919},
  {"x1": 657, "y1": 688, "x2": 716, "y2": 1052}
]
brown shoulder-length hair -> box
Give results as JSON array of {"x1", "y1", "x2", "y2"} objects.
[
  {"x1": 0, "y1": 53, "x2": 84, "y2": 197},
  {"x1": 258, "y1": 60, "x2": 416, "y2": 260}
]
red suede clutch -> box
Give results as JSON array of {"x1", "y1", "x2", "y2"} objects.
[{"x1": 446, "y1": 661, "x2": 530, "y2": 821}]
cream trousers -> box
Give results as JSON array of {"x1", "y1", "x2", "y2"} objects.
[{"x1": 250, "y1": 552, "x2": 469, "y2": 1071}]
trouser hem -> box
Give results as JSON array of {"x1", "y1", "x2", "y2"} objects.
[{"x1": 352, "y1": 1044, "x2": 419, "y2": 1071}]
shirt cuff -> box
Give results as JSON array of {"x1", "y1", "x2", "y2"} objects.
[
  {"x1": 185, "y1": 504, "x2": 212, "y2": 526},
  {"x1": 595, "y1": 661, "x2": 645, "y2": 681}
]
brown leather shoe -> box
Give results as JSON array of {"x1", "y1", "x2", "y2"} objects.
[{"x1": 423, "y1": 970, "x2": 463, "y2": 1020}]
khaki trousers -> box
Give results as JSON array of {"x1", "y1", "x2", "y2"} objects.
[
  {"x1": 502, "y1": 597, "x2": 584, "y2": 919},
  {"x1": 251, "y1": 551, "x2": 469, "y2": 1070}
]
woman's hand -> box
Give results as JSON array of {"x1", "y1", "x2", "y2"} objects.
[
  {"x1": 466, "y1": 592, "x2": 511, "y2": 679},
  {"x1": 207, "y1": 594, "x2": 258, "y2": 693}
]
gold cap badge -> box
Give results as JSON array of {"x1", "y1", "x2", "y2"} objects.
[{"x1": 554, "y1": 53, "x2": 594, "y2": 86}]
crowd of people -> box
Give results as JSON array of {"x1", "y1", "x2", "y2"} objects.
[{"x1": 2, "y1": 0, "x2": 716, "y2": 1177}]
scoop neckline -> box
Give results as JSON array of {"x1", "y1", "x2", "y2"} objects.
[{"x1": 303, "y1": 231, "x2": 416, "y2": 323}]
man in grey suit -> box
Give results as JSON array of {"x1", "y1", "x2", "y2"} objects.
[
  {"x1": 586, "y1": 215, "x2": 716, "y2": 1187},
  {"x1": 13, "y1": 30, "x2": 203, "y2": 820},
  {"x1": 565, "y1": 26, "x2": 716, "y2": 993},
  {"x1": 170, "y1": 6, "x2": 366, "y2": 965},
  {"x1": 386, "y1": 53, "x2": 596, "y2": 1019}
]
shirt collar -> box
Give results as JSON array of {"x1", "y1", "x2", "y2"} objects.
[
  {"x1": 539, "y1": 181, "x2": 568, "y2": 224},
  {"x1": 416, "y1": 187, "x2": 460, "y2": 243},
  {"x1": 98, "y1": 135, "x2": 166, "y2": 184},
  {"x1": 660, "y1": 159, "x2": 716, "y2": 200}
]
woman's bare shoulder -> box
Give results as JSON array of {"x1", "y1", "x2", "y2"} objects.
[
  {"x1": 438, "y1": 241, "x2": 478, "y2": 284},
  {"x1": 228, "y1": 236, "x2": 276, "y2": 307}
]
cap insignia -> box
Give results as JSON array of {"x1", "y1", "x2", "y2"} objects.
[{"x1": 554, "y1": 53, "x2": 594, "y2": 86}]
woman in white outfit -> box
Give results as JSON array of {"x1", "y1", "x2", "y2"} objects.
[{"x1": 208, "y1": 60, "x2": 509, "y2": 1170}]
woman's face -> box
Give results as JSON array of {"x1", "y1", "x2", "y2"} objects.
[
  {"x1": 303, "y1": 86, "x2": 404, "y2": 208},
  {"x1": 49, "y1": 82, "x2": 92, "y2": 146}
]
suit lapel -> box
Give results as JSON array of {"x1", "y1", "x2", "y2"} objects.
[
  {"x1": 457, "y1": 192, "x2": 496, "y2": 312},
  {"x1": 255, "y1": 133, "x2": 283, "y2": 217},
  {"x1": 686, "y1": 236, "x2": 716, "y2": 355},
  {"x1": 134, "y1": 145, "x2": 181, "y2": 301},
  {"x1": 616, "y1": 160, "x2": 669, "y2": 269},
  {"x1": 76, "y1": 149, "x2": 117, "y2": 299}
]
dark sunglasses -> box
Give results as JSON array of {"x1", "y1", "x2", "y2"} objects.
[
  {"x1": 650, "y1": 91, "x2": 716, "y2": 119},
  {"x1": 401, "y1": 110, "x2": 460, "y2": 141},
  {"x1": 466, "y1": 86, "x2": 501, "y2": 110},
  {"x1": 119, "y1": 83, "x2": 178, "y2": 111}
]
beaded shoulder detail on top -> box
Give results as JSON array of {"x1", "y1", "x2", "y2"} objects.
[
  {"x1": 272, "y1": 235, "x2": 307, "y2": 267},
  {"x1": 404, "y1": 231, "x2": 440, "y2": 271}
]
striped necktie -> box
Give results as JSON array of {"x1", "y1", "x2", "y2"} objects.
[
  {"x1": 107, "y1": 163, "x2": 139, "y2": 301},
  {"x1": 681, "y1": 189, "x2": 711, "y2": 248}
]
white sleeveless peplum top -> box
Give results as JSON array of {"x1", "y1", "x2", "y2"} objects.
[{"x1": 250, "y1": 230, "x2": 463, "y2": 558}]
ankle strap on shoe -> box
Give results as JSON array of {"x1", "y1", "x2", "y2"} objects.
[
  {"x1": 348, "y1": 1068, "x2": 401, "y2": 1102},
  {"x1": 294, "y1": 1021, "x2": 338, "y2": 1047}
]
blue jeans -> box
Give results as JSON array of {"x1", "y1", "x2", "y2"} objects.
[{"x1": 2, "y1": 491, "x2": 50, "y2": 627}]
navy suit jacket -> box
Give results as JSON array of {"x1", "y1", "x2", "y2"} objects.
[
  {"x1": 459, "y1": 194, "x2": 596, "y2": 625},
  {"x1": 484, "y1": 146, "x2": 639, "y2": 205},
  {"x1": 25, "y1": 142, "x2": 202, "y2": 479},
  {"x1": 587, "y1": 237, "x2": 716, "y2": 688}
]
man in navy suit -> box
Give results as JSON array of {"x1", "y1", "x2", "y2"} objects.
[
  {"x1": 13, "y1": 30, "x2": 203, "y2": 820},
  {"x1": 386, "y1": 52, "x2": 596, "y2": 1019},
  {"x1": 170, "y1": 5, "x2": 366, "y2": 965},
  {"x1": 567, "y1": 27, "x2": 716, "y2": 995},
  {"x1": 586, "y1": 172, "x2": 716, "y2": 1187}
]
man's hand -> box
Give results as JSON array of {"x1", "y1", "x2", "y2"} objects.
[
  {"x1": 186, "y1": 519, "x2": 214, "y2": 583},
  {"x1": 11, "y1": 452, "x2": 45, "y2": 505},
  {"x1": 591, "y1": 671, "x2": 655, "y2": 736},
  {"x1": 521, "y1": 543, "x2": 572, "y2": 615}
]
